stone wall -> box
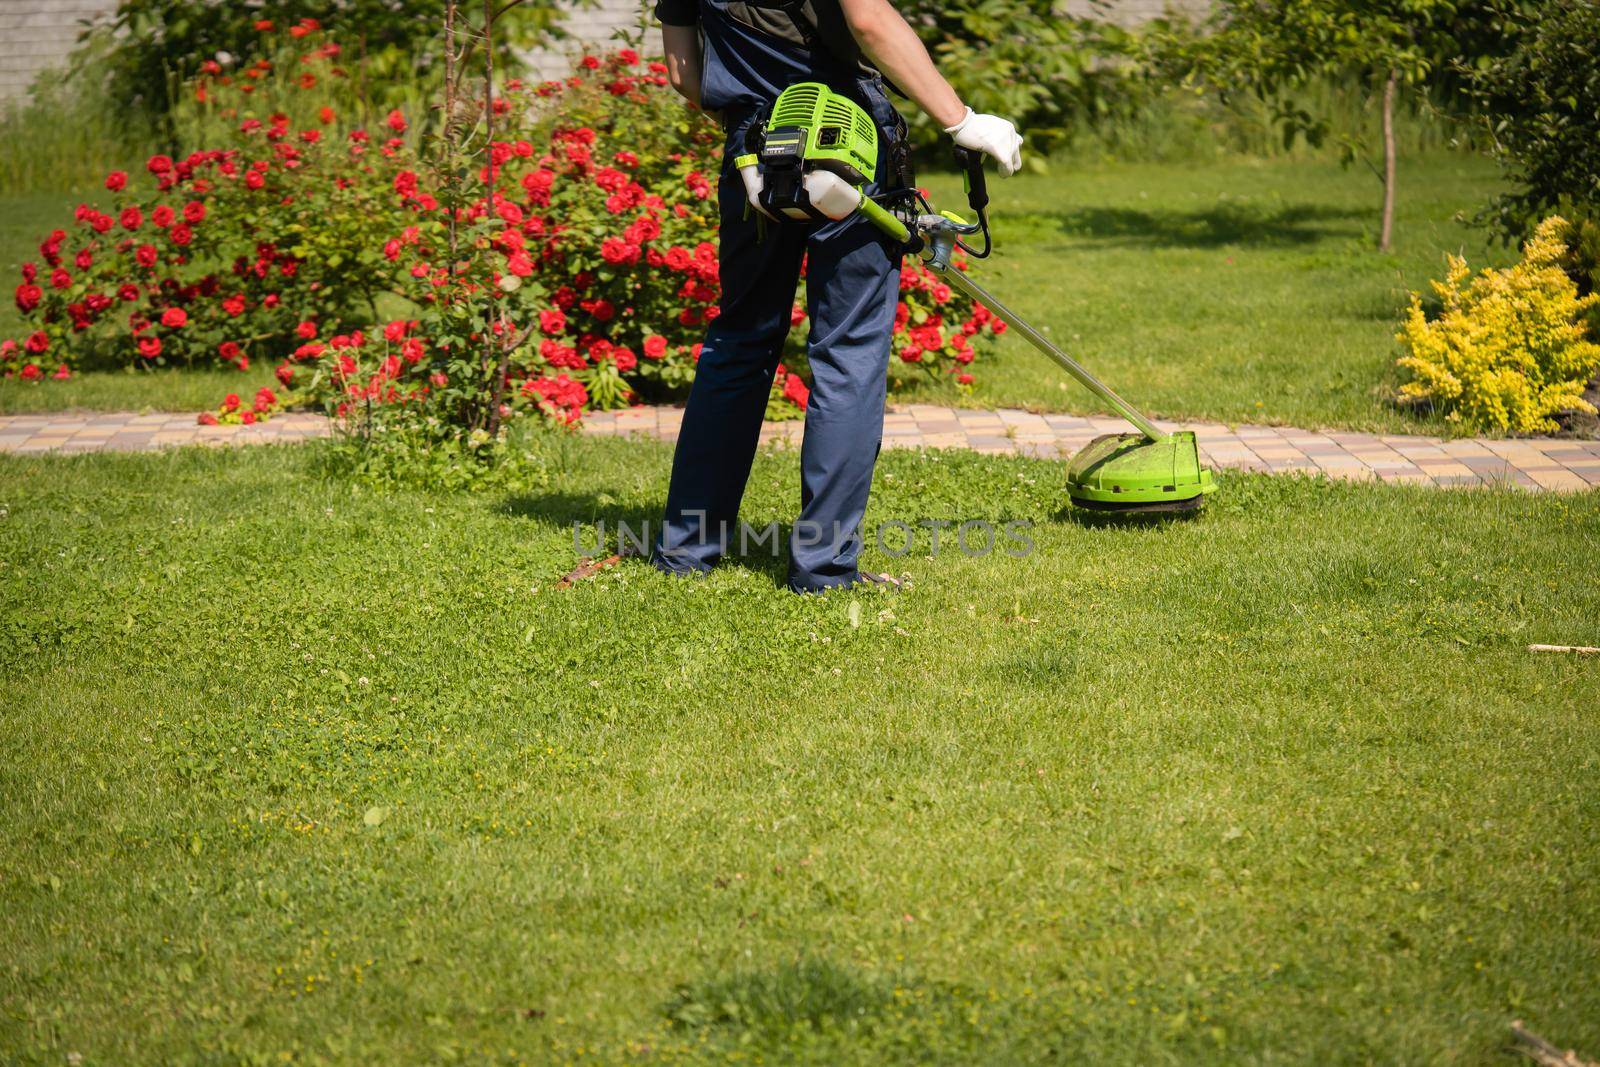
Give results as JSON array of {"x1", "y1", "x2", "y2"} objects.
[{"x1": 0, "y1": 0, "x2": 117, "y2": 102}]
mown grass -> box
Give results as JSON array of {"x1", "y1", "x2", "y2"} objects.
[
  {"x1": 2, "y1": 434, "x2": 1597, "y2": 1064},
  {"x1": 3, "y1": 155, "x2": 1509, "y2": 430}
]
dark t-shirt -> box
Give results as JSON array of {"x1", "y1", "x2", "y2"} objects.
[{"x1": 654, "y1": 0, "x2": 874, "y2": 121}]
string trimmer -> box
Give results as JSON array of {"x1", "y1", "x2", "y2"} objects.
[{"x1": 744, "y1": 82, "x2": 1216, "y2": 512}]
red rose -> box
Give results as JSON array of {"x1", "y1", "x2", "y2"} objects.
[
  {"x1": 222, "y1": 293, "x2": 246, "y2": 316},
  {"x1": 590, "y1": 299, "x2": 614, "y2": 322},
  {"x1": 135, "y1": 244, "x2": 158, "y2": 268},
  {"x1": 197, "y1": 412, "x2": 219, "y2": 425},
  {"x1": 170, "y1": 224, "x2": 193, "y2": 247},
  {"x1": 222, "y1": 392, "x2": 240, "y2": 411},
  {"x1": 147, "y1": 155, "x2": 173, "y2": 175},
  {"x1": 49, "y1": 269, "x2": 71, "y2": 290},
  {"x1": 245, "y1": 171, "x2": 266, "y2": 191},
  {"x1": 105, "y1": 171, "x2": 128, "y2": 191},
  {"x1": 25, "y1": 331, "x2": 49, "y2": 354},
  {"x1": 53, "y1": 363, "x2": 71, "y2": 380},
  {"x1": 539, "y1": 309, "x2": 567, "y2": 335},
  {"x1": 614, "y1": 347, "x2": 638, "y2": 372},
  {"x1": 275, "y1": 363, "x2": 295, "y2": 386},
  {"x1": 183, "y1": 201, "x2": 206, "y2": 224},
  {"x1": 643, "y1": 334, "x2": 668, "y2": 360},
  {"x1": 507, "y1": 252, "x2": 533, "y2": 277},
  {"x1": 151, "y1": 205, "x2": 174, "y2": 228},
  {"x1": 382, "y1": 239, "x2": 401, "y2": 260},
  {"x1": 296, "y1": 320, "x2": 317, "y2": 340},
  {"x1": 137, "y1": 335, "x2": 162, "y2": 358},
  {"x1": 240, "y1": 410, "x2": 257, "y2": 425},
  {"x1": 218, "y1": 341, "x2": 242, "y2": 360},
  {"x1": 386, "y1": 109, "x2": 407, "y2": 133},
  {"x1": 253, "y1": 19, "x2": 273, "y2": 31},
  {"x1": 664, "y1": 246, "x2": 691, "y2": 271},
  {"x1": 160, "y1": 307, "x2": 187, "y2": 328},
  {"x1": 118, "y1": 284, "x2": 139, "y2": 302},
  {"x1": 20, "y1": 363, "x2": 43, "y2": 381},
  {"x1": 319, "y1": 106, "x2": 335, "y2": 125},
  {"x1": 14, "y1": 284, "x2": 41, "y2": 312},
  {"x1": 383, "y1": 320, "x2": 408, "y2": 342},
  {"x1": 783, "y1": 371, "x2": 810, "y2": 409}
]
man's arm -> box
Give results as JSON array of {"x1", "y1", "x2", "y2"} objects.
[
  {"x1": 838, "y1": 0, "x2": 1022, "y2": 175},
  {"x1": 660, "y1": 23, "x2": 705, "y2": 111},
  {"x1": 836, "y1": 0, "x2": 964, "y2": 127}
]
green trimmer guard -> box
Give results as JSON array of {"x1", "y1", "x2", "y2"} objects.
[
  {"x1": 1064, "y1": 431, "x2": 1216, "y2": 512},
  {"x1": 926, "y1": 259, "x2": 1218, "y2": 513}
]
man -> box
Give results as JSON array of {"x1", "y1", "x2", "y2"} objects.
[{"x1": 650, "y1": 0, "x2": 1023, "y2": 592}]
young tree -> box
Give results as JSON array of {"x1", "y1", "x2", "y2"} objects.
[{"x1": 1151, "y1": 0, "x2": 1492, "y2": 252}]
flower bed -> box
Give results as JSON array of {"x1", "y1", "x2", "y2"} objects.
[{"x1": 4, "y1": 28, "x2": 1003, "y2": 427}]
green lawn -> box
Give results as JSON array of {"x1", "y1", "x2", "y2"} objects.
[
  {"x1": 3, "y1": 434, "x2": 1597, "y2": 1063},
  {"x1": 900, "y1": 152, "x2": 1510, "y2": 433},
  {"x1": 3, "y1": 155, "x2": 1509, "y2": 430}
]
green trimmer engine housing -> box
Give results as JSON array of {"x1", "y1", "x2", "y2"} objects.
[{"x1": 755, "y1": 83, "x2": 879, "y2": 220}]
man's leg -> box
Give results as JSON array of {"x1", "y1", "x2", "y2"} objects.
[
  {"x1": 654, "y1": 171, "x2": 805, "y2": 576},
  {"x1": 787, "y1": 212, "x2": 900, "y2": 592}
]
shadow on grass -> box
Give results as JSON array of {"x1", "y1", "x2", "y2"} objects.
[
  {"x1": 1041, "y1": 201, "x2": 1364, "y2": 249},
  {"x1": 1052, "y1": 504, "x2": 1207, "y2": 528},
  {"x1": 501, "y1": 489, "x2": 793, "y2": 589}
]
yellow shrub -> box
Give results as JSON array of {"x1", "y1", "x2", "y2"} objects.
[{"x1": 1396, "y1": 216, "x2": 1600, "y2": 433}]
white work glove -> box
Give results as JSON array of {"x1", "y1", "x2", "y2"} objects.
[
  {"x1": 738, "y1": 163, "x2": 778, "y2": 220},
  {"x1": 945, "y1": 108, "x2": 1023, "y2": 177}
]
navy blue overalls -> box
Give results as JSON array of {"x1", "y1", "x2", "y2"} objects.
[{"x1": 650, "y1": 0, "x2": 904, "y2": 592}]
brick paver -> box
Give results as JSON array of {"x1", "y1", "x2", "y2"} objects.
[
  {"x1": 583, "y1": 404, "x2": 1600, "y2": 493},
  {"x1": 2, "y1": 405, "x2": 1598, "y2": 492}
]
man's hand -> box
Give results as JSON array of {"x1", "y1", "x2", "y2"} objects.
[{"x1": 945, "y1": 109, "x2": 1023, "y2": 177}]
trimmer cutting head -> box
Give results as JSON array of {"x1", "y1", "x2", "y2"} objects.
[{"x1": 1064, "y1": 431, "x2": 1215, "y2": 512}]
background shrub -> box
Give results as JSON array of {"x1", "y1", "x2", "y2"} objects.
[
  {"x1": 1467, "y1": 0, "x2": 1600, "y2": 240},
  {"x1": 1396, "y1": 216, "x2": 1600, "y2": 433}
]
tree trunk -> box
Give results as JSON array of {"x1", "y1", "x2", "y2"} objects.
[{"x1": 1379, "y1": 69, "x2": 1398, "y2": 253}]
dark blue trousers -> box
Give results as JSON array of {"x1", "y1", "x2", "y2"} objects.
[{"x1": 653, "y1": 118, "x2": 901, "y2": 592}]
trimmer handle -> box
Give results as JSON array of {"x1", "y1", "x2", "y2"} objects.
[{"x1": 953, "y1": 146, "x2": 989, "y2": 215}]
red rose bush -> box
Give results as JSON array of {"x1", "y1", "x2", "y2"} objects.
[{"x1": 3, "y1": 28, "x2": 1003, "y2": 430}]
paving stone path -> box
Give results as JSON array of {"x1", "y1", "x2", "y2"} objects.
[
  {"x1": 3, "y1": 406, "x2": 1598, "y2": 492},
  {"x1": 0, "y1": 411, "x2": 330, "y2": 453}
]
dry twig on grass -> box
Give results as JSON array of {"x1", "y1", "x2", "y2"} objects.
[{"x1": 1511, "y1": 1020, "x2": 1598, "y2": 1067}]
